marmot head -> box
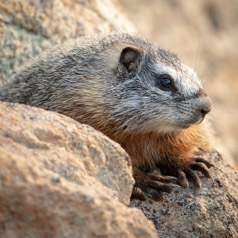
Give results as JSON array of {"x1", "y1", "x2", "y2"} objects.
[{"x1": 99, "y1": 33, "x2": 212, "y2": 134}]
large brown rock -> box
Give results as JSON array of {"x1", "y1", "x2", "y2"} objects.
[
  {"x1": 131, "y1": 152, "x2": 238, "y2": 238},
  {"x1": 0, "y1": 102, "x2": 157, "y2": 238}
]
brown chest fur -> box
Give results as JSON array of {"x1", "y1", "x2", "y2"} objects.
[{"x1": 108, "y1": 124, "x2": 210, "y2": 171}]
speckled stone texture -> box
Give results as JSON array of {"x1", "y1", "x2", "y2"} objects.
[
  {"x1": 0, "y1": 0, "x2": 135, "y2": 82},
  {"x1": 131, "y1": 152, "x2": 238, "y2": 238},
  {"x1": 0, "y1": 102, "x2": 157, "y2": 238}
]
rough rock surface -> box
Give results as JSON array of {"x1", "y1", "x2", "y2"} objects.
[
  {"x1": 0, "y1": 102, "x2": 157, "y2": 238},
  {"x1": 131, "y1": 151, "x2": 238, "y2": 238},
  {"x1": 0, "y1": 0, "x2": 135, "y2": 82}
]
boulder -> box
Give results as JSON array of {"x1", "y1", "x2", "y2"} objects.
[{"x1": 0, "y1": 102, "x2": 157, "y2": 238}]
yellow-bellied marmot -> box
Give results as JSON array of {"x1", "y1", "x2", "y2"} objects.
[{"x1": 0, "y1": 32, "x2": 213, "y2": 200}]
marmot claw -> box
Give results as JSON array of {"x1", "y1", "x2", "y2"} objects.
[
  {"x1": 131, "y1": 170, "x2": 179, "y2": 201},
  {"x1": 177, "y1": 158, "x2": 213, "y2": 188}
]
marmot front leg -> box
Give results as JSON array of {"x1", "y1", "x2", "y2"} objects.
[
  {"x1": 131, "y1": 157, "x2": 213, "y2": 201},
  {"x1": 160, "y1": 157, "x2": 214, "y2": 188},
  {"x1": 131, "y1": 167, "x2": 179, "y2": 201}
]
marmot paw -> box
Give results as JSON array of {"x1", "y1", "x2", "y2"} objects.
[
  {"x1": 177, "y1": 158, "x2": 214, "y2": 188},
  {"x1": 131, "y1": 172, "x2": 179, "y2": 201}
]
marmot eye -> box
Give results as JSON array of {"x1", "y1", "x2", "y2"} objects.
[{"x1": 156, "y1": 74, "x2": 176, "y2": 92}]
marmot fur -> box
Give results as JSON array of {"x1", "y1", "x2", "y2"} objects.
[{"x1": 0, "y1": 32, "x2": 213, "y2": 200}]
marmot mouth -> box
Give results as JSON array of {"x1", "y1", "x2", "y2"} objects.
[
  {"x1": 177, "y1": 123, "x2": 191, "y2": 129},
  {"x1": 177, "y1": 116, "x2": 205, "y2": 129},
  {"x1": 190, "y1": 116, "x2": 205, "y2": 126}
]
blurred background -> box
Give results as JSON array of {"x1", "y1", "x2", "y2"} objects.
[{"x1": 120, "y1": 0, "x2": 238, "y2": 169}]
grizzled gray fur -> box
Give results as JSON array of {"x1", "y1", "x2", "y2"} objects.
[{"x1": 0, "y1": 32, "x2": 211, "y2": 136}]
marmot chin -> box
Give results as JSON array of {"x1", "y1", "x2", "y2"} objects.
[{"x1": 0, "y1": 32, "x2": 213, "y2": 200}]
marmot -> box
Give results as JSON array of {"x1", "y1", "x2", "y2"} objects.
[{"x1": 0, "y1": 32, "x2": 213, "y2": 200}]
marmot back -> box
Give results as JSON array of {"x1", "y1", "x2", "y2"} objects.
[{"x1": 0, "y1": 32, "x2": 213, "y2": 200}]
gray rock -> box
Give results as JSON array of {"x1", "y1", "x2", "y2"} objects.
[{"x1": 131, "y1": 152, "x2": 238, "y2": 238}]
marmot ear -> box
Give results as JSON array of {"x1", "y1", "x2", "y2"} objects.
[{"x1": 119, "y1": 46, "x2": 142, "y2": 73}]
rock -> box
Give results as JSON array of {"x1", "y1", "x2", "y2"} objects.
[
  {"x1": 0, "y1": 102, "x2": 157, "y2": 238},
  {"x1": 131, "y1": 151, "x2": 238, "y2": 238},
  {"x1": 0, "y1": 102, "x2": 134, "y2": 205},
  {"x1": 0, "y1": 0, "x2": 135, "y2": 82}
]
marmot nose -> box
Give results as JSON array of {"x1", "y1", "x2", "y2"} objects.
[{"x1": 199, "y1": 96, "x2": 212, "y2": 118}]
